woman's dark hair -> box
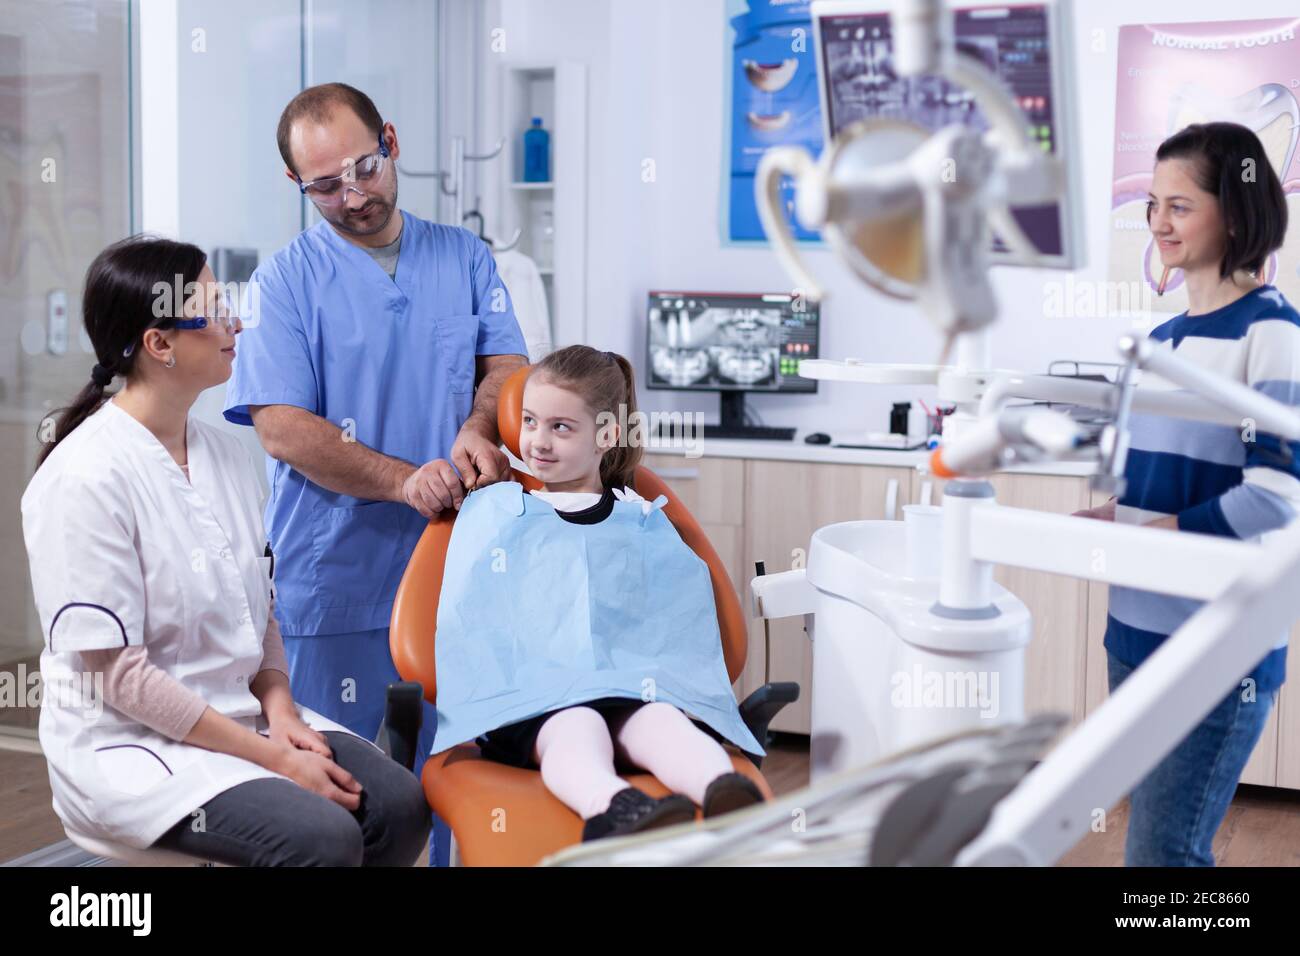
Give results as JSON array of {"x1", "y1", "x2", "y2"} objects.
[
  {"x1": 1150, "y1": 121, "x2": 1288, "y2": 279},
  {"x1": 529, "y1": 345, "x2": 643, "y2": 490},
  {"x1": 36, "y1": 235, "x2": 207, "y2": 469}
]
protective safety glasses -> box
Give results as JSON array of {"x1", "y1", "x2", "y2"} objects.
[
  {"x1": 122, "y1": 286, "x2": 241, "y2": 358},
  {"x1": 296, "y1": 132, "x2": 391, "y2": 207},
  {"x1": 169, "y1": 283, "x2": 239, "y2": 335},
  {"x1": 162, "y1": 284, "x2": 241, "y2": 336}
]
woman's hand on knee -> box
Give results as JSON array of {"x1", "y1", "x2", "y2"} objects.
[
  {"x1": 274, "y1": 747, "x2": 364, "y2": 811},
  {"x1": 268, "y1": 711, "x2": 331, "y2": 757}
]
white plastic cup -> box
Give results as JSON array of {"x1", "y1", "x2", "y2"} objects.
[{"x1": 903, "y1": 503, "x2": 943, "y2": 579}]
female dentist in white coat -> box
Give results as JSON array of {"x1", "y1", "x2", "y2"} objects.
[{"x1": 22, "y1": 236, "x2": 430, "y2": 866}]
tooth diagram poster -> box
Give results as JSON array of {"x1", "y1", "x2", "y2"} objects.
[
  {"x1": 1110, "y1": 18, "x2": 1300, "y2": 314},
  {"x1": 725, "y1": 0, "x2": 824, "y2": 244}
]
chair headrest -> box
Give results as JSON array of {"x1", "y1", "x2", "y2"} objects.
[{"x1": 497, "y1": 364, "x2": 532, "y2": 461}]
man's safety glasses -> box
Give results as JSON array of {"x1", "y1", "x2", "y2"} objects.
[{"x1": 296, "y1": 132, "x2": 391, "y2": 206}]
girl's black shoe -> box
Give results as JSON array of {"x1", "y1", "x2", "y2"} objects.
[
  {"x1": 581, "y1": 787, "x2": 697, "y2": 842},
  {"x1": 702, "y1": 772, "x2": 766, "y2": 819}
]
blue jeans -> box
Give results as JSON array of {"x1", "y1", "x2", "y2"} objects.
[
  {"x1": 283, "y1": 628, "x2": 449, "y2": 867},
  {"x1": 1106, "y1": 651, "x2": 1275, "y2": 867}
]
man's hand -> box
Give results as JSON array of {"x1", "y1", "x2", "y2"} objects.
[
  {"x1": 448, "y1": 353, "x2": 527, "y2": 492},
  {"x1": 451, "y1": 426, "x2": 511, "y2": 492},
  {"x1": 402, "y1": 459, "x2": 467, "y2": 516}
]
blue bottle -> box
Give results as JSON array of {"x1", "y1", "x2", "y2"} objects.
[{"x1": 523, "y1": 117, "x2": 550, "y2": 182}]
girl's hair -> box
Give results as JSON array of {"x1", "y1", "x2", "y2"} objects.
[
  {"x1": 530, "y1": 345, "x2": 643, "y2": 490},
  {"x1": 1150, "y1": 122, "x2": 1288, "y2": 279},
  {"x1": 36, "y1": 235, "x2": 208, "y2": 469}
]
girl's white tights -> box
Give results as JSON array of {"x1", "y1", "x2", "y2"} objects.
[{"x1": 532, "y1": 701, "x2": 735, "y2": 819}]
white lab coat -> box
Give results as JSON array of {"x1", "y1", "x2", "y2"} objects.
[
  {"x1": 495, "y1": 248, "x2": 552, "y2": 361},
  {"x1": 22, "y1": 398, "x2": 360, "y2": 849}
]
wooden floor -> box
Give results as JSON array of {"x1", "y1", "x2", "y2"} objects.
[
  {"x1": 0, "y1": 747, "x2": 68, "y2": 862},
  {"x1": 4, "y1": 734, "x2": 1299, "y2": 865},
  {"x1": 0, "y1": 657, "x2": 41, "y2": 734}
]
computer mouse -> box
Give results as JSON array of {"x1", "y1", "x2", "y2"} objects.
[{"x1": 804, "y1": 432, "x2": 832, "y2": 445}]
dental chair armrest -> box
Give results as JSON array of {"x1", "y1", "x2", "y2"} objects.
[
  {"x1": 375, "y1": 681, "x2": 425, "y2": 772},
  {"x1": 738, "y1": 682, "x2": 800, "y2": 767}
]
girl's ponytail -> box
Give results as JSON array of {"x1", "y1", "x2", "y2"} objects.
[{"x1": 599, "y1": 352, "x2": 643, "y2": 490}]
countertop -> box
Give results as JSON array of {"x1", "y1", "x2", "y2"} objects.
[{"x1": 640, "y1": 433, "x2": 1100, "y2": 478}]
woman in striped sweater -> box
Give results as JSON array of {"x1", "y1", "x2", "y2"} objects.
[{"x1": 1080, "y1": 122, "x2": 1300, "y2": 866}]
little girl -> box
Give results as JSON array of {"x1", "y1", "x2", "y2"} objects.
[{"x1": 434, "y1": 345, "x2": 766, "y2": 842}]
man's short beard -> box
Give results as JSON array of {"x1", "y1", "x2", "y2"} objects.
[{"x1": 331, "y1": 180, "x2": 399, "y2": 237}]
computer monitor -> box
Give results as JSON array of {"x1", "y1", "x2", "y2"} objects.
[
  {"x1": 810, "y1": 0, "x2": 1083, "y2": 267},
  {"x1": 646, "y1": 291, "x2": 819, "y2": 440}
]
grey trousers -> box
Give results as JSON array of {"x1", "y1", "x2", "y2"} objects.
[{"x1": 152, "y1": 731, "x2": 431, "y2": 866}]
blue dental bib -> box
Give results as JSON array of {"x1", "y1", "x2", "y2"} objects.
[{"x1": 432, "y1": 480, "x2": 763, "y2": 757}]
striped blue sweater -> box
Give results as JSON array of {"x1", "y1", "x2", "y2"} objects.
[{"x1": 1105, "y1": 285, "x2": 1300, "y2": 692}]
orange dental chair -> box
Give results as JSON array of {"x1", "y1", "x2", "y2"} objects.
[{"x1": 384, "y1": 365, "x2": 798, "y2": 866}]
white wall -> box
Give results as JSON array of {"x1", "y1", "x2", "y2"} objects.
[{"x1": 491, "y1": 0, "x2": 1300, "y2": 437}]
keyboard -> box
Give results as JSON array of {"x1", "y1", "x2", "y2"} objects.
[{"x1": 654, "y1": 422, "x2": 796, "y2": 441}]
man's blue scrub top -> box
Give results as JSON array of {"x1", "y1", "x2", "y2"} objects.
[{"x1": 223, "y1": 210, "x2": 528, "y2": 636}]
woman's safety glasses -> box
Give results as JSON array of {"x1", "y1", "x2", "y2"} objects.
[
  {"x1": 171, "y1": 285, "x2": 241, "y2": 335},
  {"x1": 123, "y1": 286, "x2": 240, "y2": 358},
  {"x1": 296, "y1": 132, "x2": 391, "y2": 207}
]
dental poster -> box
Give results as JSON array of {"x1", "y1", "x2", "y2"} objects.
[
  {"x1": 1110, "y1": 18, "x2": 1300, "y2": 315},
  {"x1": 726, "y1": 0, "x2": 824, "y2": 243}
]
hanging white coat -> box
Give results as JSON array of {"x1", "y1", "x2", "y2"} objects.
[{"x1": 22, "y1": 398, "x2": 362, "y2": 849}]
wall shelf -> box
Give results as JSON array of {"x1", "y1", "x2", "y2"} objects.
[{"x1": 484, "y1": 59, "x2": 588, "y2": 352}]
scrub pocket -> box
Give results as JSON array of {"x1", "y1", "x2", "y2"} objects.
[
  {"x1": 310, "y1": 501, "x2": 407, "y2": 610},
  {"x1": 93, "y1": 741, "x2": 173, "y2": 797},
  {"x1": 432, "y1": 313, "x2": 481, "y2": 421}
]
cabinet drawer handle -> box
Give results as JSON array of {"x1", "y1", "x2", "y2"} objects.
[
  {"x1": 655, "y1": 467, "x2": 700, "y2": 480},
  {"x1": 885, "y1": 478, "x2": 899, "y2": 520},
  {"x1": 919, "y1": 480, "x2": 933, "y2": 507}
]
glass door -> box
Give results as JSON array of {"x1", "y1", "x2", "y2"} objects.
[{"x1": 0, "y1": 0, "x2": 134, "y2": 738}]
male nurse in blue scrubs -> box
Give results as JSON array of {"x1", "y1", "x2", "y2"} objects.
[{"x1": 224, "y1": 83, "x2": 529, "y2": 865}]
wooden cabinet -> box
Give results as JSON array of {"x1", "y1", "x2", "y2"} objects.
[
  {"x1": 987, "y1": 474, "x2": 1091, "y2": 726},
  {"x1": 642, "y1": 454, "x2": 745, "y2": 589},
  {"x1": 741, "y1": 460, "x2": 912, "y2": 733},
  {"x1": 1083, "y1": 488, "x2": 1111, "y2": 718}
]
